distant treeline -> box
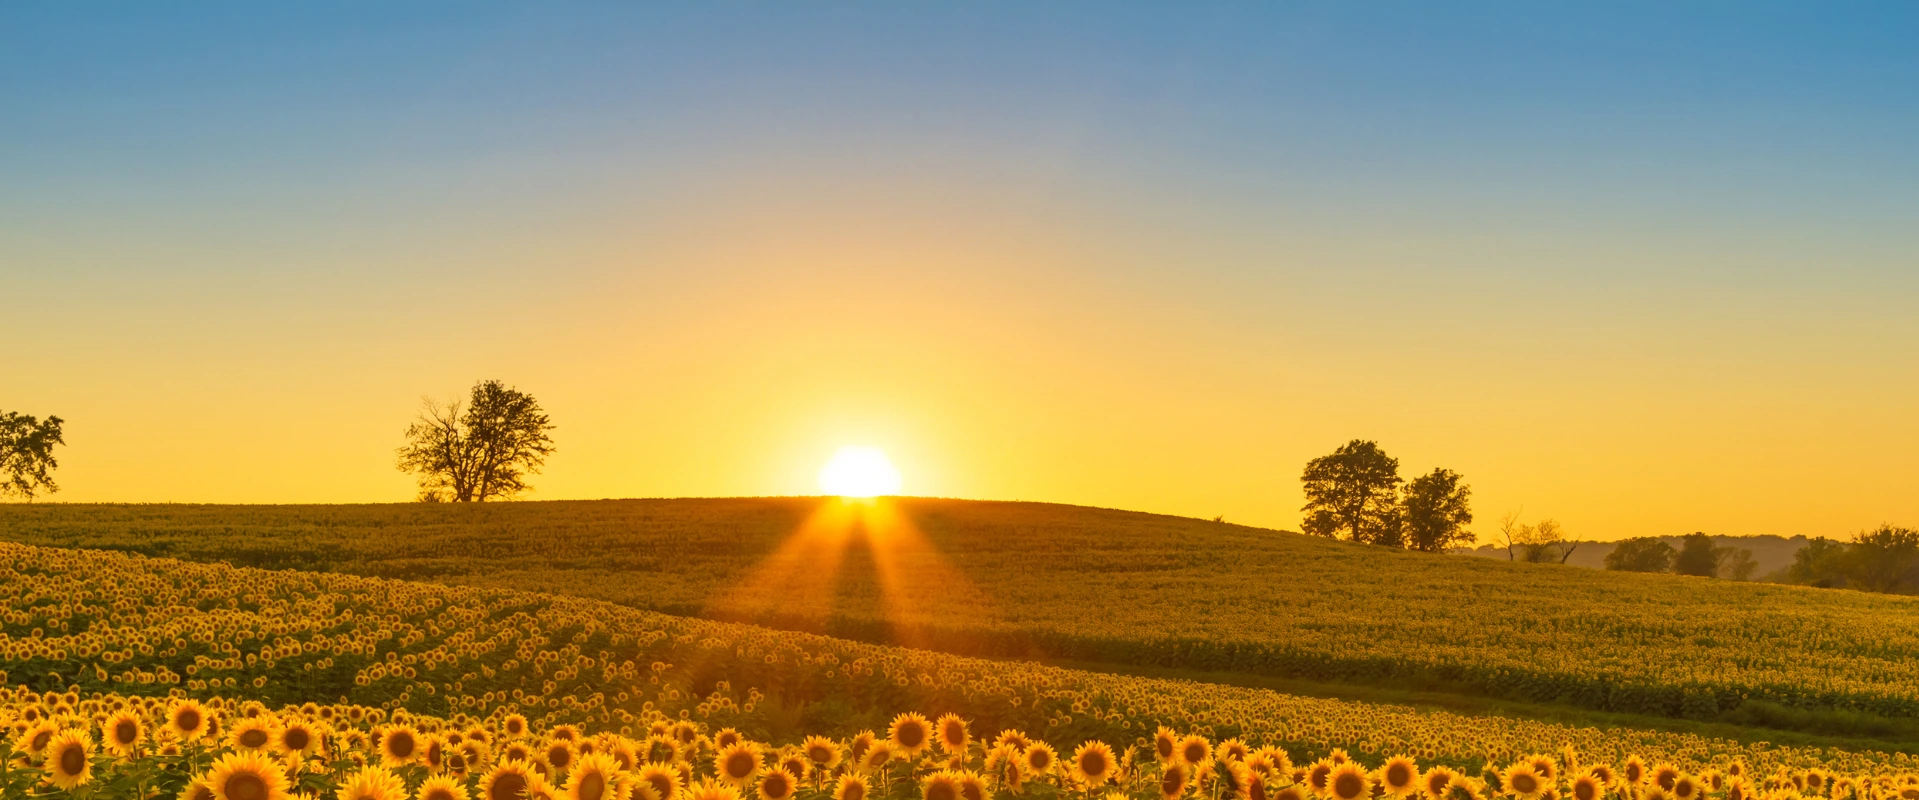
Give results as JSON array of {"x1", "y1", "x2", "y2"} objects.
[{"x1": 1457, "y1": 527, "x2": 1919, "y2": 595}]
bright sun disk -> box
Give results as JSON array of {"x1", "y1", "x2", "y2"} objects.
[{"x1": 818, "y1": 446, "x2": 903, "y2": 498}]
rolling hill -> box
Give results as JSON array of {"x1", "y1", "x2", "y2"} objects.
[{"x1": 4, "y1": 497, "x2": 1916, "y2": 738}]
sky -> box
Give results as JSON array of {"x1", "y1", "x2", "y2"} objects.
[{"x1": 3, "y1": 4, "x2": 1917, "y2": 540}]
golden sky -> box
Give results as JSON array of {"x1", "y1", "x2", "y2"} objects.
[{"x1": 5, "y1": 5, "x2": 1917, "y2": 539}]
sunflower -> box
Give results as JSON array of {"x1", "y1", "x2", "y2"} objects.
[
  {"x1": 503, "y1": 715, "x2": 529, "y2": 740},
  {"x1": 505, "y1": 742, "x2": 537, "y2": 765},
  {"x1": 231, "y1": 716, "x2": 280, "y2": 753},
  {"x1": 483, "y1": 761, "x2": 547, "y2": 800},
  {"x1": 957, "y1": 770, "x2": 990, "y2": 800},
  {"x1": 183, "y1": 778, "x2": 219, "y2": 800},
  {"x1": 1154, "y1": 728, "x2": 1180, "y2": 766},
  {"x1": 1162, "y1": 764, "x2": 1192, "y2": 800},
  {"x1": 18, "y1": 719, "x2": 58, "y2": 757},
  {"x1": 1178, "y1": 735, "x2": 1212, "y2": 768},
  {"x1": 1308, "y1": 760, "x2": 1337, "y2": 796},
  {"x1": 1327, "y1": 763, "x2": 1373, "y2": 800},
  {"x1": 1275, "y1": 786, "x2": 1310, "y2": 800},
  {"x1": 1251, "y1": 748, "x2": 1293, "y2": 777},
  {"x1": 166, "y1": 699, "x2": 213, "y2": 743},
  {"x1": 776, "y1": 753, "x2": 809, "y2": 783},
  {"x1": 1072, "y1": 741, "x2": 1118, "y2": 788},
  {"x1": 1000, "y1": 759, "x2": 1027, "y2": 795},
  {"x1": 379, "y1": 725, "x2": 422, "y2": 768},
  {"x1": 1672, "y1": 774, "x2": 1702, "y2": 800},
  {"x1": 1650, "y1": 766, "x2": 1679, "y2": 792},
  {"x1": 567, "y1": 753, "x2": 621, "y2": 800},
  {"x1": 685, "y1": 778, "x2": 745, "y2": 800},
  {"x1": 1528, "y1": 757, "x2": 1558, "y2": 784},
  {"x1": 804, "y1": 736, "x2": 842, "y2": 771},
  {"x1": 635, "y1": 762, "x2": 682, "y2": 800},
  {"x1": 1247, "y1": 770, "x2": 1274, "y2": 800},
  {"x1": 206, "y1": 750, "x2": 294, "y2": 800},
  {"x1": 44, "y1": 728, "x2": 94, "y2": 790},
  {"x1": 716, "y1": 742, "x2": 764, "y2": 786},
  {"x1": 847, "y1": 732, "x2": 876, "y2": 766},
  {"x1": 1569, "y1": 775, "x2": 1602, "y2": 800},
  {"x1": 1424, "y1": 767, "x2": 1462, "y2": 800},
  {"x1": 835, "y1": 775, "x2": 872, "y2": 800},
  {"x1": 1504, "y1": 763, "x2": 1552, "y2": 800},
  {"x1": 1378, "y1": 758, "x2": 1418, "y2": 798},
  {"x1": 1587, "y1": 767, "x2": 1615, "y2": 788},
  {"x1": 758, "y1": 766, "x2": 799, "y2": 800},
  {"x1": 859, "y1": 742, "x2": 894, "y2": 774},
  {"x1": 1214, "y1": 760, "x2": 1255, "y2": 800},
  {"x1": 1726, "y1": 778, "x2": 1752, "y2": 800},
  {"x1": 277, "y1": 720, "x2": 322, "y2": 758},
  {"x1": 1022, "y1": 742, "x2": 1057, "y2": 777},
  {"x1": 1621, "y1": 759, "x2": 1645, "y2": 788},
  {"x1": 994, "y1": 729, "x2": 1032, "y2": 753},
  {"x1": 542, "y1": 739, "x2": 578, "y2": 776},
  {"x1": 1217, "y1": 739, "x2": 1251, "y2": 764},
  {"x1": 714, "y1": 729, "x2": 745, "y2": 750},
  {"x1": 419, "y1": 775, "x2": 471, "y2": 800},
  {"x1": 103, "y1": 709, "x2": 144, "y2": 757},
  {"x1": 336, "y1": 766, "x2": 406, "y2": 800},
  {"x1": 888, "y1": 713, "x2": 933, "y2": 757}
]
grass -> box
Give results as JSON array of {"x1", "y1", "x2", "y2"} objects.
[{"x1": 5, "y1": 497, "x2": 1918, "y2": 741}]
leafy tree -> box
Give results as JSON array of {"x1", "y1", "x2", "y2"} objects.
[
  {"x1": 1843, "y1": 525, "x2": 1919, "y2": 594},
  {"x1": 1300, "y1": 440, "x2": 1402, "y2": 545},
  {"x1": 396, "y1": 380, "x2": 556, "y2": 502},
  {"x1": 1787, "y1": 537, "x2": 1850, "y2": 587},
  {"x1": 1674, "y1": 532, "x2": 1719, "y2": 577},
  {"x1": 1502, "y1": 515, "x2": 1575, "y2": 563},
  {"x1": 1717, "y1": 547, "x2": 1759, "y2": 581},
  {"x1": 0, "y1": 411, "x2": 65, "y2": 502},
  {"x1": 1604, "y1": 537, "x2": 1675, "y2": 573},
  {"x1": 1400, "y1": 468, "x2": 1473, "y2": 552}
]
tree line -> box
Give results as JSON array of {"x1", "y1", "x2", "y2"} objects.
[{"x1": 1602, "y1": 533, "x2": 1758, "y2": 579}]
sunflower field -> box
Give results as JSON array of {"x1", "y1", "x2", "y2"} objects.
[
  {"x1": 5, "y1": 499, "x2": 1919, "y2": 725},
  {"x1": 2, "y1": 540, "x2": 1917, "y2": 800}
]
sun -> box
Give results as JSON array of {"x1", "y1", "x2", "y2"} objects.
[{"x1": 818, "y1": 446, "x2": 903, "y2": 498}]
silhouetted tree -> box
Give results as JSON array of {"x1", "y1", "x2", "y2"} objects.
[
  {"x1": 397, "y1": 380, "x2": 556, "y2": 502},
  {"x1": 1400, "y1": 468, "x2": 1473, "y2": 552},
  {"x1": 1300, "y1": 440, "x2": 1402, "y2": 545},
  {"x1": 0, "y1": 410, "x2": 65, "y2": 502},
  {"x1": 1788, "y1": 537, "x2": 1850, "y2": 587},
  {"x1": 1716, "y1": 546, "x2": 1758, "y2": 581},
  {"x1": 1502, "y1": 514, "x2": 1575, "y2": 563},
  {"x1": 1673, "y1": 532, "x2": 1719, "y2": 577},
  {"x1": 1604, "y1": 537, "x2": 1675, "y2": 573},
  {"x1": 1843, "y1": 525, "x2": 1919, "y2": 593}
]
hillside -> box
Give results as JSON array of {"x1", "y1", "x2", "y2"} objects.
[
  {"x1": 5, "y1": 498, "x2": 1918, "y2": 735},
  {"x1": 1456, "y1": 535, "x2": 1810, "y2": 577},
  {"x1": 0, "y1": 540, "x2": 1912, "y2": 777}
]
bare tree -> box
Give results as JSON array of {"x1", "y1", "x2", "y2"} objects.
[
  {"x1": 396, "y1": 380, "x2": 555, "y2": 502},
  {"x1": 1499, "y1": 511, "x2": 1577, "y2": 563}
]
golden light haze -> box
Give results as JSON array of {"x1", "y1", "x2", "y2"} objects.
[{"x1": 8, "y1": 163, "x2": 1915, "y2": 542}]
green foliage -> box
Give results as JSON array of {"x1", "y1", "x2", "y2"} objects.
[
  {"x1": 1674, "y1": 533, "x2": 1719, "y2": 577},
  {"x1": 1400, "y1": 469, "x2": 1474, "y2": 553},
  {"x1": 1845, "y1": 525, "x2": 1919, "y2": 593},
  {"x1": 0, "y1": 410, "x2": 64, "y2": 502},
  {"x1": 1603, "y1": 538, "x2": 1674, "y2": 573},
  {"x1": 1300, "y1": 440, "x2": 1402, "y2": 546},
  {"x1": 396, "y1": 380, "x2": 556, "y2": 502}
]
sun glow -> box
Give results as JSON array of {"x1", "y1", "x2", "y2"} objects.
[{"x1": 818, "y1": 446, "x2": 903, "y2": 498}]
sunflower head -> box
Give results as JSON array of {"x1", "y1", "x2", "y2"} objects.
[
  {"x1": 1022, "y1": 742, "x2": 1057, "y2": 777},
  {"x1": 483, "y1": 760, "x2": 547, "y2": 800},
  {"x1": 170, "y1": 699, "x2": 213, "y2": 742},
  {"x1": 835, "y1": 775, "x2": 872, "y2": 800},
  {"x1": 231, "y1": 716, "x2": 281, "y2": 753},
  {"x1": 1380, "y1": 758, "x2": 1418, "y2": 797},
  {"x1": 717, "y1": 742, "x2": 764, "y2": 786},
  {"x1": 1570, "y1": 776, "x2": 1602, "y2": 800},
  {"x1": 44, "y1": 729, "x2": 94, "y2": 790},
  {"x1": 206, "y1": 749, "x2": 293, "y2": 800},
  {"x1": 379, "y1": 725, "x2": 421, "y2": 768},
  {"x1": 1154, "y1": 728, "x2": 1180, "y2": 766},
  {"x1": 804, "y1": 735, "x2": 842, "y2": 769},
  {"x1": 1327, "y1": 763, "x2": 1372, "y2": 800},
  {"x1": 888, "y1": 713, "x2": 932, "y2": 756},
  {"x1": 104, "y1": 709, "x2": 144, "y2": 756},
  {"x1": 1161, "y1": 764, "x2": 1192, "y2": 800},
  {"x1": 1072, "y1": 741, "x2": 1118, "y2": 788},
  {"x1": 686, "y1": 778, "x2": 745, "y2": 800},
  {"x1": 924, "y1": 771, "x2": 964, "y2": 800},
  {"x1": 1503, "y1": 763, "x2": 1551, "y2": 800},
  {"x1": 758, "y1": 766, "x2": 799, "y2": 800},
  {"x1": 567, "y1": 752, "x2": 620, "y2": 800},
  {"x1": 418, "y1": 775, "x2": 470, "y2": 800},
  {"x1": 1178, "y1": 736, "x2": 1212, "y2": 768},
  {"x1": 957, "y1": 771, "x2": 990, "y2": 800}
]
